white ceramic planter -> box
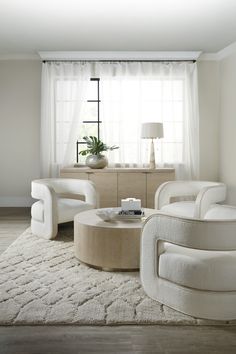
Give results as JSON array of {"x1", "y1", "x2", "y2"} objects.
[{"x1": 86, "y1": 154, "x2": 108, "y2": 169}]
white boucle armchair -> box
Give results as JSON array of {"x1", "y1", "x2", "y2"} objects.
[
  {"x1": 155, "y1": 181, "x2": 226, "y2": 219},
  {"x1": 141, "y1": 206, "x2": 236, "y2": 320},
  {"x1": 31, "y1": 178, "x2": 98, "y2": 240}
]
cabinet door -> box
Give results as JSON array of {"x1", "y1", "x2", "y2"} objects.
[
  {"x1": 117, "y1": 173, "x2": 146, "y2": 208},
  {"x1": 147, "y1": 171, "x2": 175, "y2": 208},
  {"x1": 88, "y1": 173, "x2": 118, "y2": 208}
]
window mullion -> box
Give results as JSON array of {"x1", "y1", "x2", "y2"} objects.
[{"x1": 76, "y1": 78, "x2": 100, "y2": 163}]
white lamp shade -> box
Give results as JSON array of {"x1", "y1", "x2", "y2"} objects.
[{"x1": 141, "y1": 122, "x2": 164, "y2": 139}]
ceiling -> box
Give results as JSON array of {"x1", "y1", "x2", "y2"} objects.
[{"x1": 0, "y1": 0, "x2": 236, "y2": 57}]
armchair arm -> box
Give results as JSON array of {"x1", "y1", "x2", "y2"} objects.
[
  {"x1": 35, "y1": 178, "x2": 99, "y2": 208},
  {"x1": 80, "y1": 180, "x2": 99, "y2": 208},
  {"x1": 31, "y1": 180, "x2": 58, "y2": 238},
  {"x1": 60, "y1": 179, "x2": 99, "y2": 208},
  {"x1": 141, "y1": 213, "x2": 236, "y2": 296},
  {"x1": 194, "y1": 184, "x2": 226, "y2": 218}
]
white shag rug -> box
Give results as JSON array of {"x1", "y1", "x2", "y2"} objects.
[{"x1": 0, "y1": 225, "x2": 233, "y2": 325}]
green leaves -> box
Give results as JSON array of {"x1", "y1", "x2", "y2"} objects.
[{"x1": 79, "y1": 136, "x2": 119, "y2": 156}]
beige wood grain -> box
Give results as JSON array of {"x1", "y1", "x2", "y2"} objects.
[
  {"x1": 88, "y1": 172, "x2": 117, "y2": 208},
  {"x1": 61, "y1": 167, "x2": 175, "y2": 173},
  {"x1": 60, "y1": 172, "x2": 89, "y2": 180},
  {"x1": 117, "y1": 173, "x2": 147, "y2": 207},
  {"x1": 75, "y1": 224, "x2": 140, "y2": 270},
  {"x1": 147, "y1": 171, "x2": 175, "y2": 208}
]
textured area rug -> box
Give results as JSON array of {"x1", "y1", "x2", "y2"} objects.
[{"x1": 0, "y1": 225, "x2": 232, "y2": 325}]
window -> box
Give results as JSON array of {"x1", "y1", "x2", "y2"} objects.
[
  {"x1": 100, "y1": 77, "x2": 184, "y2": 166},
  {"x1": 55, "y1": 77, "x2": 184, "y2": 166},
  {"x1": 55, "y1": 78, "x2": 101, "y2": 164},
  {"x1": 43, "y1": 61, "x2": 198, "y2": 179}
]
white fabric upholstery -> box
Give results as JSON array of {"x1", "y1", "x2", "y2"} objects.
[
  {"x1": 159, "y1": 241, "x2": 236, "y2": 291},
  {"x1": 155, "y1": 181, "x2": 226, "y2": 219},
  {"x1": 141, "y1": 212, "x2": 236, "y2": 320},
  {"x1": 31, "y1": 198, "x2": 93, "y2": 224},
  {"x1": 31, "y1": 201, "x2": 44, "y2": 222},
  {"x1": 31, "y1": 178, "x2": 98, "y2": 239},
  {"x1": 160, "y1": 202, "x2": 236, "y2": 220},
  {"x1": 57, "y1": 198, "x2": 93, "y2": 223},
  {"x1": 205, "y1": 204, "x2": 236, "y2": 220},
  {"x1": 161, "y1": 201, "x2": 196, "y2": 218}
]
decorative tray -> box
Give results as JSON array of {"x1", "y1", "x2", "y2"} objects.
[
  {"x1": 114, "y1": 209, "x2": 145, "y2": 220},
  {"x1": 96, "y1": 208, "x2": 145, "y2": 221}
]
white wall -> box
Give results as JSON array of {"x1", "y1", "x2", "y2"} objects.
[
  {"x1": 197, "y1": 61, "x2": 220, "y2": 181},
  {"x1": 219, "y1": 51, "x2": 236, "y2": 205},
  {"x1": 0, "y1": 59, "x2": 221, "y2": 206},
  {"x1": 0, "y1": 60, "x2": 41, "y2": 206}
]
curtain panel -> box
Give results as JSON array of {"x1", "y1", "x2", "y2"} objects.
[
  {"x1": 41, "y1": 61, "x2": 199, "y2": 179},
  {"x1": 40, "y1": 62, "x2": 90, "y2": 177}
]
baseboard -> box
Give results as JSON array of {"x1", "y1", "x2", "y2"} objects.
[{"x1": 0, "y1": 197, "x2": 34, "y2": 207}]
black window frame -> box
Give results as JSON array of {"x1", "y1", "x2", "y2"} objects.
[{"x1": 76, "y1": 78, "x2": 101, "y2": 163}]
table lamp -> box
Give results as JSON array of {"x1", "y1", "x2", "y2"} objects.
[{"x1": 141, "y1": 122, "x2": 164, "y2": 169}]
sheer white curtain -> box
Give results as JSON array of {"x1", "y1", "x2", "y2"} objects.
[
  {"x1": 40, "y1": 62, "x2": 90, "y2": 177},
  {"x1": 41, "y1": 61, "x2": 199, "y2": 179},
  {"x1": 95, "y1": 61, "x2": 199, "y2": 179}
]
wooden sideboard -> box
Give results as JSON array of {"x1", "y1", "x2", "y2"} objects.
[{"x1": 60, "y1": 167, "x2": 175, "y2": 208}]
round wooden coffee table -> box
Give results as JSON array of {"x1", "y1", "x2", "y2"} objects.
[{"x1": 74, "y1": 208, "x2": 156, "y2": 271}]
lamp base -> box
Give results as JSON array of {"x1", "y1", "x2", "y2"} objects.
[{"x1": 149, "y1": 139, "x2": 156, "y2": 169}]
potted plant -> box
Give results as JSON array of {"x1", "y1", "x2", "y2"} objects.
[{"x1": 79, "y1": 136, "x2": 119, "y2": 169}]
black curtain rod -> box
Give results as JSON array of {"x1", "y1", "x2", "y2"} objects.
[{"x1": 42, "y1": 59, "x2": 196, "y2": 63}]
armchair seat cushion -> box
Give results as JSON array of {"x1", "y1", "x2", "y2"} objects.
[
  {"x1": 161, "y1": 201, "x2": 195, "y2": 218},
  {"x1": 204, "y1": 204, "x2": 236, "y2": 220},
  {"x1": 160, "y1": 203, "x2": 236, "y2": 220},
  {"x1": 57, "y1": 198, "x2": 93, "y2": 223},
  {"x1": 159, "y1": 241, "x2": 236, "y2": 291}
]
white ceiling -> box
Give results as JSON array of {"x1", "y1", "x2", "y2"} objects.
[{"x1": 0, "y1": 0, "x2": 236, "y2": 57}]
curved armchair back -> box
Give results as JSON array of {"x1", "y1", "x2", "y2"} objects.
[
  {"x1": 32, "y1": 178, "x2": 98, "y2": 208},
  {"x1": 155, "y1": 181, "x2": 226, "y2": 219}
]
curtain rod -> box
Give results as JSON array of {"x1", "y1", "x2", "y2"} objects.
[{"x1": 42, "y1": 59, "x2": 196, "y2": 63}]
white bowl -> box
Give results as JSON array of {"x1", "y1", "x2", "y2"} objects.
[{"x1": 96, "y1": 208, "x2": 115, "y2": 221}]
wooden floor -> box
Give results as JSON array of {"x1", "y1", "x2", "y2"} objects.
[
  {"x1": 0, "y1": 207, "x2": 30, "y2": 254},
  {"x1": 1, "y1": 208, "x2": 236, "y2": 354},
  {"x1": 1, "y1": 325, "x2": 236, "y2": 354}
]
